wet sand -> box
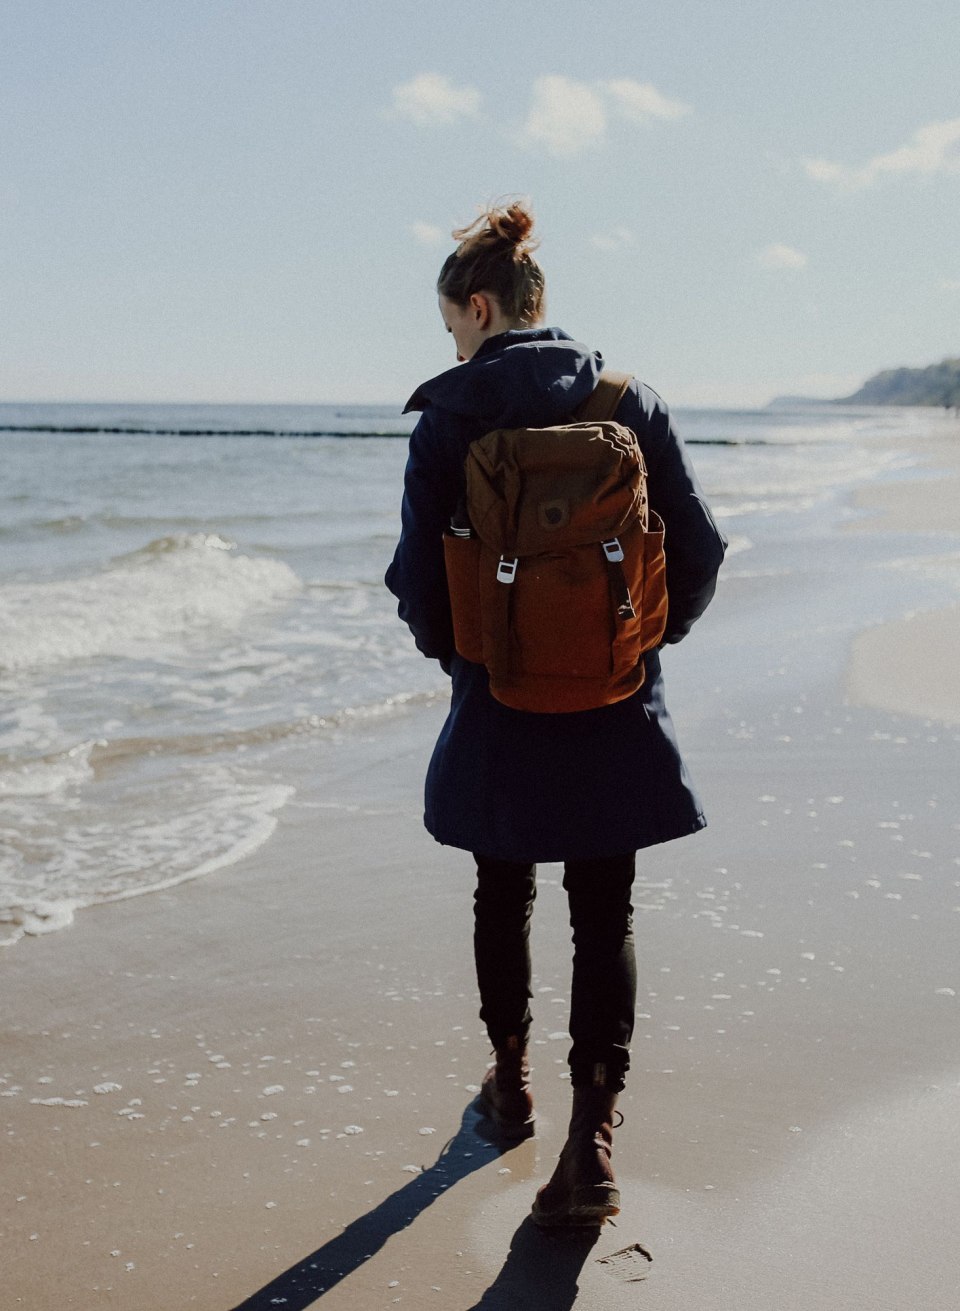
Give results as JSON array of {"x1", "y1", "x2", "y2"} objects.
[{"x1": 5, "y1": 418, "x2": 960, "y2": 1309}]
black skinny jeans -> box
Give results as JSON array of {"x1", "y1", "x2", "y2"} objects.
[{"x1": 472, "y1": 852, "x2": 637, "y2": 1092}]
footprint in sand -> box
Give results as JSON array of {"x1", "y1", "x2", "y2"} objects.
[{"x1": 596, "y1": 1242, "x2": 653, "y2": 1283}]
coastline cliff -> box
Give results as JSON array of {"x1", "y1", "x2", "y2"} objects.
[{"x1": 840, "y1": 356, "x2": 960, "y2": 407}]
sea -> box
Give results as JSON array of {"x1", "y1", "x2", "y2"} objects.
[{"x1": 0, "y1": 399, "x2": 951, "y2": 946}]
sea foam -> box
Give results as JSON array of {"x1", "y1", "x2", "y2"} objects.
[{"x1": 0, "y1": 533, "x2": 301, "y2": 672}]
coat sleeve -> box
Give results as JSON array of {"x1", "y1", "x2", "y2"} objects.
[
  {"x1": 384, "y1": 408, "x2": 457, "y2": 667},
  {"x1": 625, "y1": 383, "x2": 727, "y2": 645}
]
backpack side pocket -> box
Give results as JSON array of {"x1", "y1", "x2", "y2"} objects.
[
  {"x1": 613, "y1": 515, "x2": 668, "y2": 674},
  {"x1": 443, "y1": 532, "x2": 484, "y2": 663},
  {"x1": 638, "y1": 511, "x2": 668, "y2": 654}
]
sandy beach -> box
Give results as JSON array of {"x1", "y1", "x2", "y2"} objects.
[{"x1": 5, "y1": 416, "x2": 960, "y2": 1309}]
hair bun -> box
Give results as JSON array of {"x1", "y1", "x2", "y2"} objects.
[
  {"x1": 488, "y1": 203, "x2": 535, "y2": 249},
  {"x1": 452, "y1": 199, "x2": 540, "y2": 257}
]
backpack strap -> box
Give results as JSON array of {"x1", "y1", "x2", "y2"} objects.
[
  {"x1": 573, "y1": 370, "x2": 633, "y2": 423},
  {"x1": 573, "y1": 370, "x2": 641, "y2": 648}
]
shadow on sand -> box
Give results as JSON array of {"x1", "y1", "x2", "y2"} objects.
[
  {"x1": 463, "y1": 1216, "x2": 600, "y2": 1309},
  {"x1": 229, "y1": 1099, "x2": 600, "y2": 1309}
]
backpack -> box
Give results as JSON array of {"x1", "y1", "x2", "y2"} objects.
[{"x1": 443, "y1": 369, "x2": 668, "y2": 712}]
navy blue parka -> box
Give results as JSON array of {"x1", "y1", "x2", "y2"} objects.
[{"x1": 385, "y1": 328, "x2": 726, "y2": 862}]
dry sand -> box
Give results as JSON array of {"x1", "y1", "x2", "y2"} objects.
[
  {"x1": 5, "y1": 417, "x2": 960, "y2": 1309},
  {"x1": 846, "y1": 427, "x2": 960, "y2": 729}
]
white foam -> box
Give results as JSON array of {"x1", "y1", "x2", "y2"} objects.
[
  {"x1": 0, "y1": 741, "x2": 94, "y2": 797},
  {"x1": 0, "y1": 534, "x2": 302, "y2": 672},
  {"x1": 702, "y1": 443, "x2": 911, "y2": 512},
  {"x1": 722, "y1": 534, "x2": 753, "y2": 558},
  {"x1": 0, "y1": 702, "x2": 63, "y2": 754},
  {"x1": 0, "y1": 899, "x2": 79, "y2": 945},
  {"x1": 0, "y1": 765, "x2": 293, "y2": 946}
]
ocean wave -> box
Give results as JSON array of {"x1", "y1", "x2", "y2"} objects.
[
  {"x1": 723, "y1": 534, "x2": 753, "y2": 558},
  {"x1": 0, "y1": 740, "x2": 94, "y2": 797},
  {"x1": 0, "y1": 684, "x2": 450, "y2": 948},
  {"x1": 702, "y1": 445, "x2": 912, "y2": 509},
  {"x1": 0, "y1": 687, "x2": 447, "y2": 807},
  {"x1": 34, "y1": 516, "x2": 87, "y2": 533},
  {"x1": 0, "y1": 689, "x2": 450, "y2": 783},
  {"x1": 0, "y1": 768, "x2": 294, "y2": 947},
  {"x1": 0, "y1": 533, "x2": 302, "y2": 671},
  {"x1": 0, "y1": 510, "x2": 334, "y2": 541}
]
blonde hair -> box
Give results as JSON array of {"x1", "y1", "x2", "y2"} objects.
[{"x1": 437, "y1": 199, "x2": 546, "y2": 325}]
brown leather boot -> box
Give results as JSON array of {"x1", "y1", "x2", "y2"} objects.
[
  {"x1": 531, "y1": 1069, "x2": 620, "y2": 1226},
  {"x1": 479, "y1": 1034, "x2": 536, "y2": 1141}
]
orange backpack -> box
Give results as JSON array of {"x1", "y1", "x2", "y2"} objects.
[{"x1": 443, "y1": 370, "x2": 668, "y2": 712}]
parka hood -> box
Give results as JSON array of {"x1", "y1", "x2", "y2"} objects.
[{"x1": 403, "y1": 328, "x2": 604, "y2": 430}]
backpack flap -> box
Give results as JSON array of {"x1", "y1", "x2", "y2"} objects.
[{"x1": 465, "y1": 421, "x2": 646, "y2": 557}]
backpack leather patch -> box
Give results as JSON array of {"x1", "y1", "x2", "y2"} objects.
[{"x1": 538, "y1": 499, "x2": 569, "y2": 530}]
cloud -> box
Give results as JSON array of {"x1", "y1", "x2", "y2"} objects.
[
  {"x1": 805, "y1": 117, "x2": 960, "y2": 187},
  {"x1": 605, "y1": 79, "x2": 691, "y2": 123},
  {"x1": 590, "y1": 226, "x2": 635, "y2": 251},
  {"x1": 803, "y1": 158, "x2": 846, "y2": 184},
  {"x1": 518, "y1": 75, "x2": 690, "y2": 158},
  {"x1": 519, "y1": 75, "x2": 607, "y2": 158},
  {"x1": 757, "y1": 243, "x2": 808, "y2": 270},
  {"x1": 410, "y1": 221, "x2": 447, "y2": 246},
  {"x1": 391, "y1": 73, "x2": 481, "y2": 126}
]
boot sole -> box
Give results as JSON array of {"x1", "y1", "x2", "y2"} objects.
[{"x1": 531, "y1": 1183, "x2": 621, "y2": 1228}]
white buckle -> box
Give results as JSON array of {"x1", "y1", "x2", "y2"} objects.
[
  {"x1": 601, "y1": 538, "x2": 624, "y2": 563},
  {"x1": 496, "y1": 556, "x2": 518, "y2": 584}
]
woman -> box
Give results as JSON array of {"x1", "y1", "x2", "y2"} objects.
[{"x1": 386, "y1": 201, "x2": 726, "y2": 1225}]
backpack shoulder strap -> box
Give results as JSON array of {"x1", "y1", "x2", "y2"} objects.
[{"x1": 572, "y1": 369, "x2": 633, "y2": 423}]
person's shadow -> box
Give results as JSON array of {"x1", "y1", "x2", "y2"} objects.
[
  {"x1": 229, "y1": 1099, "x2": 601, "y2": 1309},
  {"x1": 464, "y1": 1217, "x2": 600, "y2": 1309}
]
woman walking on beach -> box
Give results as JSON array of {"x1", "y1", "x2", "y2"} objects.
[{"x1": 386, "y1": 200, "x2": 726, "y2": 1225}]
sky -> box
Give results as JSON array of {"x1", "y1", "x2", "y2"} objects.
[{"x1": 2, "y1": 0, "x2": 958, "y2": 408}]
